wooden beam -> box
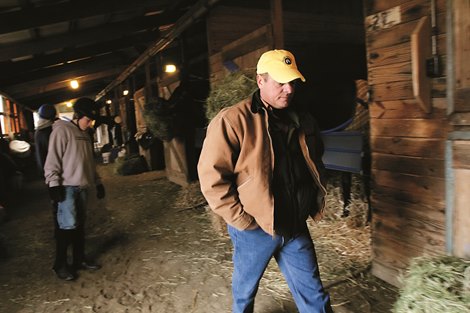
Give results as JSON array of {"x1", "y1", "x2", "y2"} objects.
[
  {"x1": 270, "y1": 0, "x2": 284, "y2": 49},
  {"x1": 0, "y1": 0, "x2": 164, "y2": 34},
  {"x1": 19, "y1": 83, "x2": 109, "y2": 107},
  {"x1": 453, "y1": 169, "x2": 470, "y2": 258},
  {"x1": 0, "y1": 32, "x2": 156, "y2": 77},
  {"x1": 6, "y1": 68, "x2": 123, "y2": 99},
  {"x1": 0, "y1": 14, "x2": 165, "y2": 62},
  {"x1": 221, "y1": 25, "x2": 272, "y2": 63},
  {"x1": 0, "y1": 53, "x2": 128, "y2": 87}
]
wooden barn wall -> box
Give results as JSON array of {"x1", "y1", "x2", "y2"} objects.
[
  {"x1": 364, "y1": 0, "x2": 447, "y2": 286},
  {"x1": 206, "y1": 6, "x2": 271, "y2": 86},
  {"x1": 206, "y1": 3, "x2": 366, "y2": 88}
]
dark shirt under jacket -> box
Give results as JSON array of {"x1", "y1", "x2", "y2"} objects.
[{"x1": 267, "y1": 107, "x2": 317, "y2": 240}]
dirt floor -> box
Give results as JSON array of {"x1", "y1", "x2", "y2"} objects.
[{"x1": 0, "y1": 164, "x2": 398, "y2": 313}]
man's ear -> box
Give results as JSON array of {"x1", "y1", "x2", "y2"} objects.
[{"x1": 256, "y1": 74, "x2": 263, "y2": 88}]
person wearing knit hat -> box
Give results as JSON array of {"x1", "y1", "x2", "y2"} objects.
[
  {"x1": 44, "y1": 97, "x2": 104, "y2": 281},
  {"x1": 34, "y1": 104, "x2": 58, "y2": 174},
  {"x1": 198, "y1": 49, "x2": 333, "y2": 312}
]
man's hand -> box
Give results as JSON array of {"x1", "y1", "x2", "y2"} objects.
[
  {"x1": 96, "y1": 184, "x2": 105, "y2": 199},
  {"x1": 48, "y1": 186, "x2": 65, "y2": 202}
]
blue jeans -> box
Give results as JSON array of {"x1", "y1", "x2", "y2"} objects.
[
  {"x1": 227, "y1": 224, "x2": 333, "y2": 313},
  {"x1": 57, "y1": 186, "x2": 88, "y2": 230}
]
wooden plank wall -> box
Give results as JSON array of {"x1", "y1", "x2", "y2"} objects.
[
  {"x1": 206, "y1": 2, "x2": 366, "y2": 87},
  {"x1": 364, "y1": 0, "x2": 447, "y2": 286},
  {"x1": 206, "y1": 6, "x2": 271, "y2": 86}
]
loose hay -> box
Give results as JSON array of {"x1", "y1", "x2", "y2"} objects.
[
  {"x1": 178, "y1": 172, "x2": 373, "y2": 302},
  {"x1": 393, "y1": 255, "x2": 470, "y2": 313},
  {"x1": 173, "y1": 182, "x2": 206, "y2": 210},
  {"x1": 173, "y1": 182, "x2": 227, "y2": 234},
  {"x1": 323, "y1": 171, "x2": 369, "y2": 228}
]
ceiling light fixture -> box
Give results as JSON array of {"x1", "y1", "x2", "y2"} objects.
[
  {"x1": 106, "y1": 99, "x2": 112, "y2": 104},
  {"x1": 123, "y1": 89, "x2": 129, "y2": 96},
  {"x1": 70, "y1": 80, "x2": 79, "y2": 89},
  {"x1": 164, "y1": 64, "x2": 177, "y2": 73}
]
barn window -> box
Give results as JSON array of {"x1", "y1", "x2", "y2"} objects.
[{"x1": 0, "y1": 96, "x2": 21, "y2": 138}]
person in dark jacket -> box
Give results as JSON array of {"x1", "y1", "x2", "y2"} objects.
[
  {"x1": 34, "y1": 104, "x2": 57, "y2": 175},
  {"x1": 198, "y1": 50, "x2": 333, "y2": 313}
]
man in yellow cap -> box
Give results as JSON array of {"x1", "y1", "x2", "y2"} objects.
[{"x1": 198, "y1": 49, "x2": 333, "y2": 312}]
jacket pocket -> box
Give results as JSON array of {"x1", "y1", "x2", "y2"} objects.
[{"x1": 236, "y1": 171, "x2": 252, "y2": 191}]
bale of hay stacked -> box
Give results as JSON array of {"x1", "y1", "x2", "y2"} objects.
[
  {"x1": 393, "y1": 255, "x2": 470, "y2": 313},
  {"x1": 143, "y1": 97, "x2": 179, "y2": 141},
  {"x1": 114, "y1": 154, "x2": 149, "y2": 176},
  {"x1": 205, "y1": 70, "x2": 257, "y2": 121}
]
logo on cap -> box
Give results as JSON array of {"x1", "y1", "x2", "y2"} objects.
[{"x1": 283, "y1": 57, "x2": 292, "y2": 65}]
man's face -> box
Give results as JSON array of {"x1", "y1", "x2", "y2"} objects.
[
  {"x1": 257, "y1": 74, "x2": 296, "y2": 110},
  {"x1": 78, "y1": 116, "x2": 95, "y2": 131}
]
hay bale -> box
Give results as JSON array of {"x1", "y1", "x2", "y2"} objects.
[
  {"x1": 205, "y1": 70, "x2": 257, "y2": 121},
  {"x1": 143, "y1": 98, "x2": 179, "y2": 141},
  {"x1": 393, "y1": 255, "x2": 470, "y2": 313},
  {"x1": 113, "y1": 154, "x2": 149, "y2": 176}
]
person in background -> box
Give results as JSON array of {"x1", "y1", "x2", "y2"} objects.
[
  {"x1": 34, "y1": 103, "x2": 61, "y2": 256},
  {"x1": 34, "y1": 104, "x2": 57, "y2": 175},
  {"x1": 0, "y1": 138, "x2": 18, "y2": 220},
  {"x1": 198, "y1": 49, "x2": 333, "y2": 313},
  {"x1": 44, "y1": 97, "x2": 105, "y2": 281}
]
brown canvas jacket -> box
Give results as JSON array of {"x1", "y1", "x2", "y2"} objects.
[{"x1": 198, "y1": 92, "x2": 327, "y2": 236}]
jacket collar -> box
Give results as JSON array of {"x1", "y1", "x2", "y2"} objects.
[
  {"x1": 250, "y1": 90, "x2": 300, "y2": 128},
  {"x1": 250, "y1": 90, "x2": 265, "y2": 114}
]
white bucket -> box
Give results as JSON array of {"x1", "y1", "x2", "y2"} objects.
[{"x1": 102, "y1": 152, "x2": 111, "y2": 164}]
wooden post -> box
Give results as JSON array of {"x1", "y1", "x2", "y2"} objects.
[
  {"x1": 270, "y1": 0, "x2": 284, "y2": 49},
  {"x1": 144, "y1": 60, "x2": 152, "y2": 102},
  {"x1": 449, "y1": 0, "x2": 470, "y2": 259}
]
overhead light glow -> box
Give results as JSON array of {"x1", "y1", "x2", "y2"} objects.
[
  {"x1": 70, "y1": 80, "x2": 79, "y2": 89},
  {"x1": 106, "y1": 99, "x2": 112, "y2": 104},
  {"x1": 123, "y1": 89, "x2": 129, "y2": 96},
  {"x1": 164, "y1": 64, "x2": 177, "y2": 73},
  {"x1": 66, "y1": 101, "x2": 73, "y2": 108}
]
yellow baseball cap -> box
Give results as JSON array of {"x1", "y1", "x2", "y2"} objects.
[{"x1": 256, "y1": 49, "x2": 306, "y2": 83}]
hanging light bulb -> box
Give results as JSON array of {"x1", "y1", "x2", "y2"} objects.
[
  {"x1": 164, "y1": 64, "x2": 177, "y2": 73},
  {"x1": 70, "y1": 80, "x2": 79, "y2": 89}
]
